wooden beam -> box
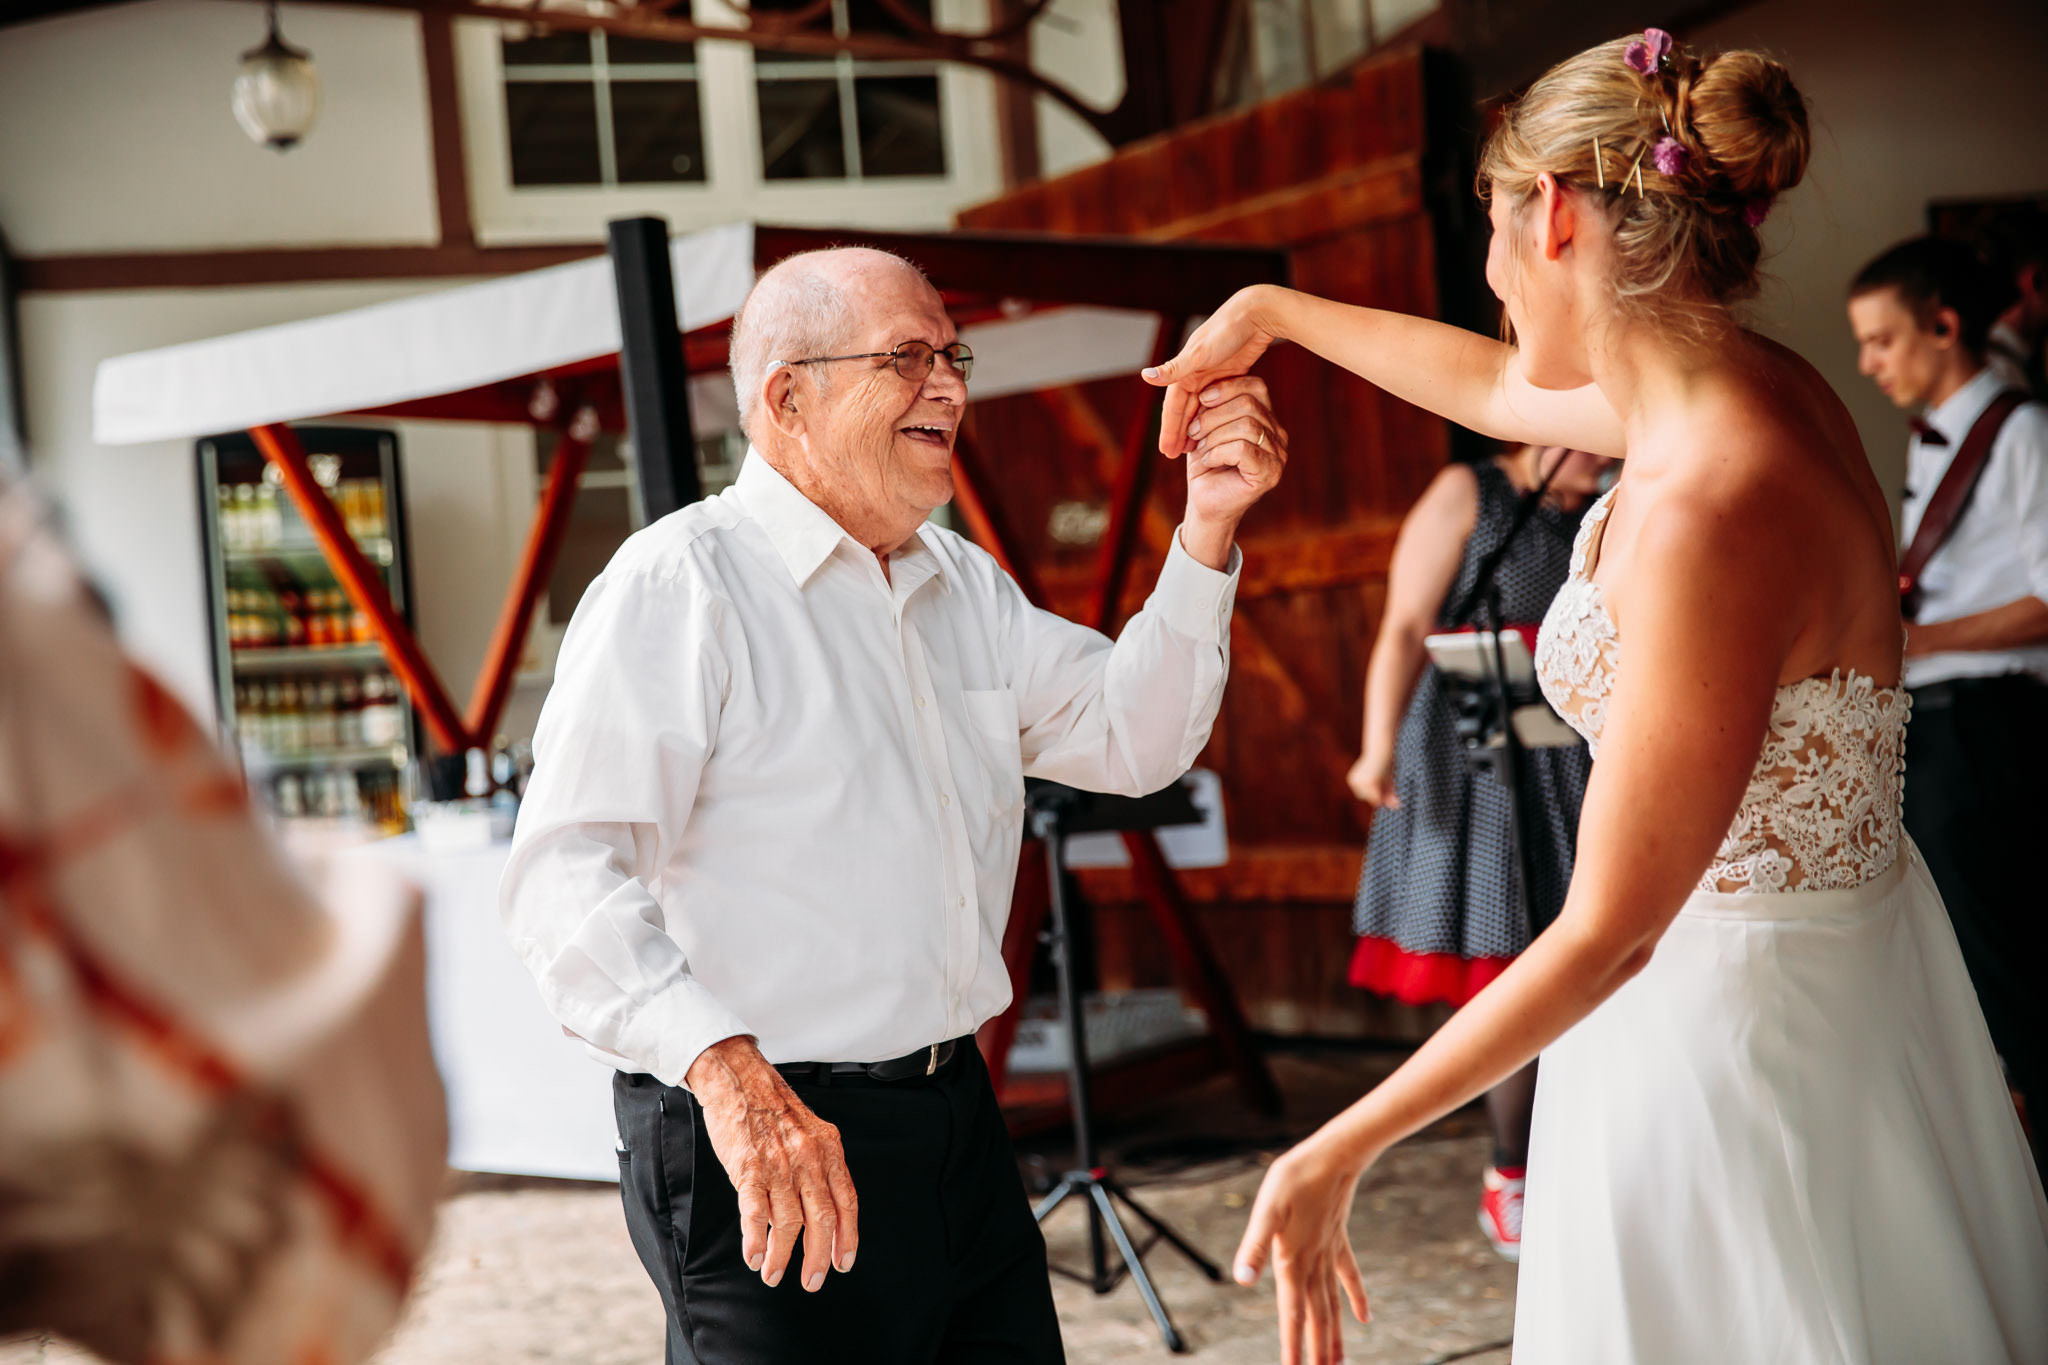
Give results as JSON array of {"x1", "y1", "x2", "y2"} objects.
[
  {"x1": 20, "y1": 227, "x2": 1288, "y2": 302},
  {"x1": 1233, "y1": 517, "x2": 1404, "y2": 597},
  {"x1": 1073, "y1": 842, "x2": 1365, "y2": 905},
  {"x1": 1139, "y1": 156, "x2": 1424, "y2": 246},
  {"x1": 16, "y1": 242, "x2": 600, "y2": 293},
  {"x1": 250, "y1": 423, "x2": 470, "y2": 754},
  {"x1": 1034, "y1": 517, "x2": 1403, "y2": 607},
  {"x1": 419, "y1": 13, "x2": 475, "y2": 249},
  {"x1": 989, "y1": 0, "x2": 1042, "y2": 188}
]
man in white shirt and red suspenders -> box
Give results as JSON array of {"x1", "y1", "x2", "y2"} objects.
[
  {"x1": 500, "y1": 247, "x2": 1289, "y2": 1363},
  {"x1": 1849, "y1": 236, "x2": 2048, "y2": 1166}
]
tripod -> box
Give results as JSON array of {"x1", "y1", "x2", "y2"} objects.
[{"x1": 1025, "y1": 781, "x2": 1224, "y2": 1354}]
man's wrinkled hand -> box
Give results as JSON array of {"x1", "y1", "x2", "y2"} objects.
[
  {"x1": 1174, "y1": 375, "x2": 1289, "y2": 569},
  {"x1": 686, "y1": 1036, "x2": 859, "y2": 1293}
]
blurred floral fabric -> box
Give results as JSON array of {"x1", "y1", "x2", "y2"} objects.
[{"x1": 0, "y1": 489, "x2": 445, "y2": 1364}]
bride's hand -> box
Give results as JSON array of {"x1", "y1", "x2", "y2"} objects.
[
  {"x1": 1235, "y1": 1137, "x2": 1373, "y2": 1365},
  {"x1": 1143, "y1": 285, "x2": 1288, "y2": 456}
]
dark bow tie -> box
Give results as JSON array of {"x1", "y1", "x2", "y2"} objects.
[{"x1": 1910, "y1": 417, "x2": 1949, "y2": 446}]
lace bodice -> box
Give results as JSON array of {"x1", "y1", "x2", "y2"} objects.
[{"x1": 1535, "y1": 488, "x2": 1910, "y2": 895}]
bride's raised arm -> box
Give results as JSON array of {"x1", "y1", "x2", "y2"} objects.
[{"x1": 1144, "y1": 284, "x2": 1627, "y2": 459}]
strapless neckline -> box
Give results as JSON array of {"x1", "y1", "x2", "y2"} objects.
[
  {"x1": 1572, "y1": 486, "x2": 1905, "y2": 703},
  {"x1": 1536, "y1": 485, "x2": 1910, "y2": 895}
]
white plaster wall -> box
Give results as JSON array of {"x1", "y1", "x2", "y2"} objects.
[
  {"x1": 0, "y1": 1, "x2": 439, "y2": 254},
  {"x1": 19, "y1": 283, "x2": 529, "y2": 723},
  {"x1": 1031, "y1": 0, "x2": 1121, "y2": 180},
  {"x1": 1694, "y1": 0, "x2": 2048, "y2": 509}
]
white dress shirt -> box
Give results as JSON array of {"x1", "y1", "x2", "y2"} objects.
[
  {"x1": 500, "y1": 450, "x2": 1239, "y2": 1086},
  {"x1": 1900, "y1": 365, "x2": 2048, "y2": 687}
]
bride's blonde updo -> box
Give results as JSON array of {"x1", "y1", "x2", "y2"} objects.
[{"x1": 1479, "y1": 31, "x2": 1810, "y2": 329}]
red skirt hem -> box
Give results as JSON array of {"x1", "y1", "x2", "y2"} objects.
[{"x1": 1347, "y1": 934, "x2": 1512, "y2": 1008}]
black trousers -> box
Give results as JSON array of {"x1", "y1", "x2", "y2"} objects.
[
  {"x1": 1903, "y1": 674, "x2": 2048, "y2": 1167},
  {"x1": 613, "y1": 1041, "x2": 1065, "y2": 1365}
]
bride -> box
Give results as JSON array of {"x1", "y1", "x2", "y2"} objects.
[{"x1": 1145, "y1": 29, "x2": 2048, "y2": 1365}]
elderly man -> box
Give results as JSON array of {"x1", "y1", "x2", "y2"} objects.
[{"x1": 501, "y1": 246, "x2": 1287, "y2": 1363}]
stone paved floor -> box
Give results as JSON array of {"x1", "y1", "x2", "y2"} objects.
[{"x1": 3, "y1": 1048, "x2": 1517, "y2": 1365}]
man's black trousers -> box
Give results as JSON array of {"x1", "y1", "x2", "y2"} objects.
[
  {"x1": 1903, "y1": 673, "x2": 2048, "y2": 1170},
  {"x1": 613, "y1": 1040, "x2": 1066, "y2": 1364}
]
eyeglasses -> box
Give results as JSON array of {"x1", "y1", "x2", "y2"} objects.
[{"x1": 774, "y1": 339, "x2": 974, "y2": 384}]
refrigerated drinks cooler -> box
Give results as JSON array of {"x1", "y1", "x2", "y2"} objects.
[{"x1": 198, "y1": 426, "x2": 418, "y2": 833}]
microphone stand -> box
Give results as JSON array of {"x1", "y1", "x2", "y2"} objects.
[{"x1": 1442, "y1": 452, "x2": 1562, "y2": 943}]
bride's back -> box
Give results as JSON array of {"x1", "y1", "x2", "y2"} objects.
[{"x1": 1669, "y1": 337, "x2": 1904, "y2": 691}]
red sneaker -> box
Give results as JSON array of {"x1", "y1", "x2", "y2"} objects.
[{"x1": 1478, "y1": 1164, "x2": 1525, "y2": 1262}]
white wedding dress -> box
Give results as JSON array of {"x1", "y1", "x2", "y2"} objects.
[{"x1": 1515, "y1": 487, "x2": 2048, "y2": 1363}]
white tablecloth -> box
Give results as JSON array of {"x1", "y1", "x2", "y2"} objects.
[{"x1": 351, "y1": 834, "x2": 620, "y2": 1181}]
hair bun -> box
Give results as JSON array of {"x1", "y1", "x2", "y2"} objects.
[{"x1": 1687, "y1": 50, "x2": 1810, "y2": 200}]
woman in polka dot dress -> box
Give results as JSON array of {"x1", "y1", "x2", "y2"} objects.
[{"x1": 1346, "y1": 443, "x2": 1613, "y2": 1260}]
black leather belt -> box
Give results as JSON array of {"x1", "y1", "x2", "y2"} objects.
[{"x1": 776, "y1": 1038, "x2": 961, "y2": 1084}]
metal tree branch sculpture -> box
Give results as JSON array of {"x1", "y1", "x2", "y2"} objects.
[{"x1": 326, "y1": 0, "x2": 1152, "y2": 144}]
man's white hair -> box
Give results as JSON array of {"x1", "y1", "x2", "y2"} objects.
[{"x1": 728, "y1": 247, "x2": 929, "y2": 444}]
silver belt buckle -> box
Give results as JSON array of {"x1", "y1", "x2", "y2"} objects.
[{"x1": 926, "y1": 1043, "x2": 939, "y2": 1076}]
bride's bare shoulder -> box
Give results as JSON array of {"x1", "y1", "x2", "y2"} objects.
[
  {"x1": 1742, "y1": 331, "x2": 1868, "y2": 451},
  {"x1": 1637, "y1": 401, "x2": 1832, "y2": 552}
]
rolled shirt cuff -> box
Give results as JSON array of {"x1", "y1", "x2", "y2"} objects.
[
  {"x1": 543, "y1": 974, "x2": 753, "y2": 1090},
  {"x1": 1146, "y1": 526, "x2": 1241, "y2": 640}
]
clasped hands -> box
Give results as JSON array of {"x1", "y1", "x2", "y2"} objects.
[{"x1": 1142, "y1": 303, "x2": 1291, "y2": 569}]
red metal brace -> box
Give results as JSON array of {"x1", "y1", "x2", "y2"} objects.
[
  {"x1": 251, "y1": 423, "x2": 469, "y2": 755},
  {"x1": 464, "y1": 412, "x2": 596, "y2": 746}
]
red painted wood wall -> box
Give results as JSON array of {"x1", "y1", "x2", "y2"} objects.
[{"x1": 956, "y1": 46, "x2": 1487, "y2": 1038}]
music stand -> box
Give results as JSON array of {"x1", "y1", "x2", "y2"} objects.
[{"x1": 1025, "y1": 777, "x2": 1225, "y2": 1354}]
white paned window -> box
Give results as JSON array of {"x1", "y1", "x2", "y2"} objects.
[
  {"x1": 501, "y1": 31, "x2": 707, "y2": 186},
  {"x1": 752, "y1": 0, "x2": 947, "y2": 181}
]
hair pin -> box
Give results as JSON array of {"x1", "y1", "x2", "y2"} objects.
[
  {"x1": 1628, "y1": 150, "x2": 1647, "y2": 196},
  {"x1": 1593, "y1": 135, "x2": 1605, "y2": 188},
  {"x1": 1624, "y1": 27, "x2": 1675, "y2": 76}
]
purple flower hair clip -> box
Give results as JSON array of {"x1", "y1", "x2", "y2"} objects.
[
  {"x1": 1624, "y1": 27, "x2": 1675, "y2": 75},
  {"x1": 1743, "y1": 197, "x2": 1774, "y2": 227},
  {"x1": 1651, "y1": 135, "x2": 1689, "y2": 176}
]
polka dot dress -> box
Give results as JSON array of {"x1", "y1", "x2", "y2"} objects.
[{"x1": 1350, "y1": 461, "x2": 1593, "y2": 1005}]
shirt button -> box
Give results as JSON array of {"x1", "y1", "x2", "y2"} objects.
[
  {"x1": 915, "y1": 696, "x2": 927, "y2": 709},
  {"x1": 957, "y1": 895, "x2": 967, "y2": 909},
  {"x1": 940, "y1": 793, "x2": 952, "y2": 808}
]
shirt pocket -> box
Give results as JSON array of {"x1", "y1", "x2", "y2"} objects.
[{"x1": 959, "y1": 688, "x2": 1025, "y2": 815}]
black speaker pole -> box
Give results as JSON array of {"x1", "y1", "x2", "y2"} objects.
[{"x1": 607, "y1": 216, "x2": 699, "y2": 521}]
